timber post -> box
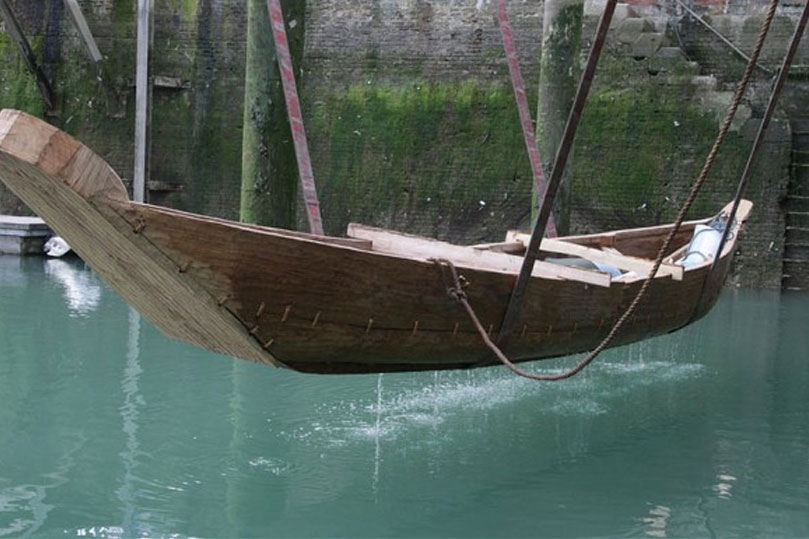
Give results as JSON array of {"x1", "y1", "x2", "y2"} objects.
[
  {"x1": 133, "y1": 0, "x2": 153, "y2": 204},
  {"x1": 240, "y1": 0, "x2": 306, "y2": 228},
  {"x1": 537, "y1": 0, "x2": 583, "y2": 234}
]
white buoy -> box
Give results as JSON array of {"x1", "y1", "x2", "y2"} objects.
[{"x1": 43, "y1": 236, "x2": 72, "y2": 257}]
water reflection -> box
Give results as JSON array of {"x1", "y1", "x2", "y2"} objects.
[
  {"x1": 0, "y1": 261, "x2": 808, "y2": 537},
  {"x1": 116, "y1": 308, "x2": 143, "y2": 534},
  {"x1": 43, "y1": 259, "x2": 101, "y2": 316}
]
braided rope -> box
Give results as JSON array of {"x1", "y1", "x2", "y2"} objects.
[{"x1": 434, "y1": 0, "x2": 779, "y2": 381}]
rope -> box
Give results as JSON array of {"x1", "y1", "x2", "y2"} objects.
[
  {"x1": 705, "y1": 0, "x2": 809, "y2": 296},
  {"x1": 432, "y1": 258, "x2": 569, "y2": 381},
  {"x1": 434, "y1": 0, "x2": 779, "y2": 381}
]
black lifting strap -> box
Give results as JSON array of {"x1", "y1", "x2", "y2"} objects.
[
  {"x1": 702, "y1": 0, "x2": 809, "y2": 303},
  {"x1": 496, "y1": 0, "x2": 618, "y2": 346}
]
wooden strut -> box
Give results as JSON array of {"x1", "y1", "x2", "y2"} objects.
[
  {"x1": 265, "y1": 0, "x2": 324, "y2": 236},
  {"x1": 495, "y1": 0, "x2": 557, "y2": 237},
  {"x1": 497, "y1": 0, "x2": 618, "y2": 345},
  {"x1": 0, "y1": 0, "x2": 55, "y2": 111},
  {"x1": 62, "y1": 0, "x2": 103, "y2": 63},
  {"x1": 133, "y1": 0, "x2": 153, "y2": 204}
]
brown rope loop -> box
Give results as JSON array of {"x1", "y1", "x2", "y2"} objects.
[
  {"x1": 431, "y1": 258, "x2": 578, "y2": 381},
  {"x1": 431, "y1": 0, "x2": 778, "y2": 381}
]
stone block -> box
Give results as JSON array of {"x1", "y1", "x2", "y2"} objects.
[
  {"x1": 616, "y1": 17, "x2": 653, "y2": 44},
  {"x1": 0, "y1": 216, "x2": 51, "y2": 255},
  {"x1": 655, "y1": 46, "x2": 686, "y2": 59},
  {"x1": 631, "y1": 32, "x2": 666, "y2": 58}
]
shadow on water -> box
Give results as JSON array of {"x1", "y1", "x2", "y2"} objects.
[{"x1": 0, "y1": 258, "x2": 807, "y2": 537}]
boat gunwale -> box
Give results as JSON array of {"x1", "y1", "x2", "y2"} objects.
[{"x1": 129, "y1": 201, "x2": 742, "y2": 288}]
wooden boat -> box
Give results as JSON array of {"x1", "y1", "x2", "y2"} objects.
[{"x1": 0, "y1": 109, "x2": 752, "y2": 374}]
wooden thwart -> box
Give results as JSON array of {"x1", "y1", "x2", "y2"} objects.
[
  {"x1": 505, "y1": 232, "x2": 684, "y2": 281},
  {"x1": 347, "y1": 223, "x2": 612, "y2": 288}
]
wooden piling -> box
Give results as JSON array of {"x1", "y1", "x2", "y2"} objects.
[
  {"x1": 133, "y1": 0, "x2": 153, "y2": 204},
  {"x1": 536, "y1": 0, "x2": 583, "y2": 233},
  {"x1": 239, "y1": 0, "x2": 306, "y2": 228}
]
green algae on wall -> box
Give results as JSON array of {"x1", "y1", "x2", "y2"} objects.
[
  {"x1": 309, "y1": 81, "x2": 536, "y2": 241},
  {"x1": 572, "y1": 53, "x2": 751, "y2": 231}
]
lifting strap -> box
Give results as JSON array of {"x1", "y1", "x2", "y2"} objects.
[
  {"x1": 495, "y1": 0, "x2": 557, "y2": 238},
  {"x1": 705, "y1": 0, "x2": 809, "y2": 299},
  {"x1": 266, "y1": 0, "x2": 324, "y2": 235},
  {"x1": 464, "y1": 0, "x2": 780, "y2": 381},
  {"x1": 497, "y1": 0, "x2": 618, "y2": 345}
]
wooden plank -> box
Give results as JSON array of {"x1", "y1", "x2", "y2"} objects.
[
  {"x1": 133, "y1": 0, "x2": 153, "y2": 203},
  {"x1": 472, "y1": 241, "x2": 525, "y2": 254},
  {"x1": 62, "y1": 0, "x2": 103, "y2": 63},
  {"x1": 142, "y1": 203, "x2": 373, "y2": 250},
  {"x1": 347, "y1": 223, "x2": 612, "y2": 288},
  {"x1": 505, "y1": 232, "x2": 684, "y2": 281},
  {"x1": 0, "y1": 0, "x2": 54, "y2": 110}
]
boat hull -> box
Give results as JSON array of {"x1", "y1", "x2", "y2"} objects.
[{"x1": 0, "y1": 110, "x2": 746, "y2": 374}]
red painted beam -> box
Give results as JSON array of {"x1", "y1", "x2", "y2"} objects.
[
  {"x1": 495, "y1": 0, "x2": 557, "y2": 238},
  {"x1": 266, "y1": 0, "x2": 324, "y2": 235}
]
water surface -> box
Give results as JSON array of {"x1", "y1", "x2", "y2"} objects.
[{"x1": 1, "y1": 256, "x2": 808, "y2": 537}]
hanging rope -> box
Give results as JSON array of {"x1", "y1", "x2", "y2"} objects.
[
  {"x1": 439, "y1": 0, "x2": 779, "y2": 381},
  {"x1": 704, "y1": 0, "x2": 809, "y2": 298}
]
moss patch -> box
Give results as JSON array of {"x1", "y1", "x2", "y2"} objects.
[{"x1": 309, "y1": 81, "x2": 536, "y2": 241}]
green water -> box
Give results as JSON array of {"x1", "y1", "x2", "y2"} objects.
[{"x1": 1, "y1": 256, "x2": 808, "y2": 538}]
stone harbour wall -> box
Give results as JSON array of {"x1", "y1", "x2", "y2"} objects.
[{"x1": 1, "y1": 0, "x2": 807, "y2": 288}]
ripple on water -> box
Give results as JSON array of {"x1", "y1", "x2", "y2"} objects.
[{"x1": 279, "y1": 359, "x2": 707, "y2": 447}]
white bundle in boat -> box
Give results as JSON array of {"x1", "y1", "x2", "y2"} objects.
[{"x1": 681, "y1": 224, "x2": 722, "y2": 267}]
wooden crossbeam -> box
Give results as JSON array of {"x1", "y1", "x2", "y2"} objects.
[
  {"x1": 347, "y1": 223, "x2": 612, "y2": 288},
  {"x1": 505, "y1": 232, "x2": 684, "y2": 281},
  {"x1": 0, "y1": 0, "x2": 55, "y2": 111},
  {"x1": 62, "y1": 0, "x2": 102, "y2": 63}
]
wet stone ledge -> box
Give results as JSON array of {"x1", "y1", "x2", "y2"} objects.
[{"x1": 0, "y1": 215, "x2": 51, "y2": 255}]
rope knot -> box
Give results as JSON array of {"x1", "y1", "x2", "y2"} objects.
[{"x1": 429, "y1": 258, "x2": 469, "y2": 302}]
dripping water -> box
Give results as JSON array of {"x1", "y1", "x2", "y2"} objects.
[{"x1": 372, "y1": 373, "x2": 384, "y2": 498}]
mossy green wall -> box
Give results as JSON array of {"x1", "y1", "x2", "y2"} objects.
[
  {"x1": 572, "y1": 52, "x2": 789, "y2": 287},
  {"x1": 0, "y1": 0, "x2": 246, "y2": 219},
  {"x1": 308, "y1": 82, "x2": 536, "y2": 241}
]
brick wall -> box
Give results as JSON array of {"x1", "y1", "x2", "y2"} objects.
[{"x1": 1, "y1": 0, "x2": 805, "y2": 288}]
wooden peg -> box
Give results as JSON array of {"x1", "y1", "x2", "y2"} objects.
[
  {"x1": 311, "y1": 311, "x2": 321, "y2": 328},
  {"x1": 281, "y1": 304, "x2": 292, "y2": 322},
  {"x1": 255, "y1": 302, "x2": 266, "y2": 318}
]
